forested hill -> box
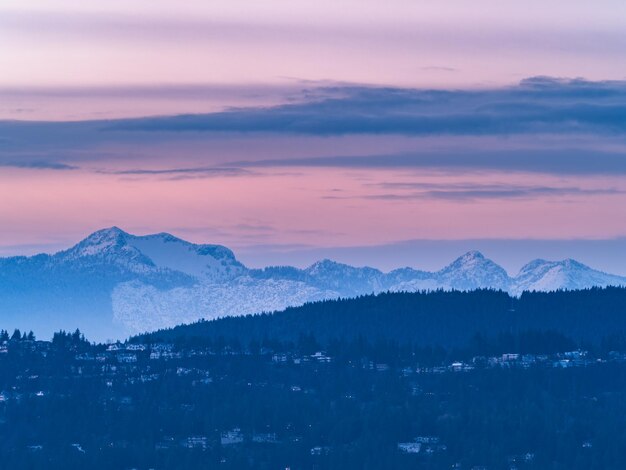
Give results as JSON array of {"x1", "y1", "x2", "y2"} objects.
[{"x1": 135, "y1": 287, "x2": 626, "y2": 349}]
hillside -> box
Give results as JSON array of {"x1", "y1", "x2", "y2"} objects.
[{"x1": 136, "y1": 287, "x2": 626, "y2": 349}]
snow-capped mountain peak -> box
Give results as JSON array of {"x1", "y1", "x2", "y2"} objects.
[
  {"x1": 511, "y1": 258, "x2": 626, "y2": 295},
  {"x1": 59, "y1": 228, "x2": 245, "y2": 280},
  {"x1": 438, "y1": 251, "x2": 510, "y2": 291},
  {"x1": 305, "y1": 258, "x2": 349, "y2": 274},
  {"x1": 460, "y1": 250, "x2": 485, "y2": 261},
  {"x1": 304, "y1": 259, "x2": 384, "y2": 294},
  {"x1": 445, "y1": 250, "x2": 488, "y2": 267},
  {"x1": 68, "y1": 226, "x2": 130, "y2": 257}
]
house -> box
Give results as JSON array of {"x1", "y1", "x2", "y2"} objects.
[
  {"x1": 398, "y1": 442, "x2": 421, "y2": 454},
  {"x1": 272, "y1": 353, "x2": 288, "y2": 363},
  {"x1": 155, "y1": 437, "x2": 175, "y2": 450},
  {"x1": 116, "y1": 353, "x2": 137, "y2": 364},
  {"x1": 252, "y1": 433, "x2": 278, "y2": 444},
  {"x1": 221, "y1": 428, "x2": 244, "y2": 445},
  {"x1": 161, "y1": 351, "x2": 183, "y2": 360},
  {"x1": 183, "y1": 436, "x2": 209, "y2": 450},
  {"x1": 140, "y1": 373, "x2": 159, "y2": 383},
  {"x1": 564, "y1": 350, "x2": 587, "y2": 360},
  {"x1": 70, "y1": 443, "x2": 86, "y2": 453},
  {"x1": 310, "y1": 446, "x2": 330, "y2": 456},
  {"x1": 520, "y1": 355, "x2": 537, "y2": 368},
  {"x1": 151, "y1": 343, "x2": 174, "y2": 354},
  {"x1": 450, "y1": 361, "x2": 464, "y2": 372},
  {"x1": 192, "y1": 378, "x2": 213, "y2": 386},
  {"x1": 75, "y1": 353, "x2": 95, "y2": 361},
  {"x1": 508, "y1": 452, "x2": 535, "y2": 464},
  {"x1": 502, "y1": 353, "x2": 520, "y2": 362},
  {"x1": 311, "y1": 351, "x2": 331, "y2": 363},
  {"x1": 554, "y1": 359, "x2": 571, "y2": 368}
]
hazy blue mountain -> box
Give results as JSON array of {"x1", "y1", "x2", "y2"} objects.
[{"x1": 1, "y1": 227, "x2": 625, "y2": 340}]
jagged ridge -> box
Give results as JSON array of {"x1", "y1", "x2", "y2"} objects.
[{"x1": 1, "y1": 227, "x2": 625, "y2": 340}]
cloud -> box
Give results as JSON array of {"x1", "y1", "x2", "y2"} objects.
[
  {"x1": 232, "y1": 223, "x2": 273, "y2": 230},
  {"x1": 95, "y1": 166, "x2": 250, "y2": 180},
  {"x1": 238, "y1": 148, "x2": 626, "y2": 175},
  {"x1": 366, "y1": 186, "x2": 623, "y2": 201},
  {"x1": 105, "y1": 77, "x2": 626, "y2": 136},
  {"x1": 0, "y1": 83, "x2": 313, "y2": 101},
  {"x1": 322, "y1": 182, "x2": 624, "y2": 201},
  {"x1": 419, "y1": 66, "x2": 457, "y2": 72},
  {"x1": 2, "y1": 77, "x2": 626, "y2": 177},
  {"x1": 0, "y1": 161, "x2": 77, "y2": 170}
]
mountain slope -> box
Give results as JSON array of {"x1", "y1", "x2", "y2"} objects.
[
  {"x1": 1, "y1": 227, "x2": 625, "y2": 340},
  {"x1": 137, "y1": 287, "x2": 626, "y2": 349}
]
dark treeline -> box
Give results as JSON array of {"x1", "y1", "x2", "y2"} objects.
[{"x1": 137, "y1": 287, "x2": 626, "y2": 353}]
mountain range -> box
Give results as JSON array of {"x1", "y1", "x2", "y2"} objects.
[{"x1": 1, "y1": 227, "x2": 625, "y2": 341}]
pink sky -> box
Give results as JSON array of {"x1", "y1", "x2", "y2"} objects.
[
  {"x1": 2, "y1": 1, "x2": 626, "y2": 95},
  {"x1": 1, "y1": 163, "x2": 624, "y2": 253},
  {"x1": 1, "y1": 1, "x2": 626, "y2": 272}
]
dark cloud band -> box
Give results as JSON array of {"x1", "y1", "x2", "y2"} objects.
[{"x1": 104, "y1": 77, "x2": 626, "y2": 136}]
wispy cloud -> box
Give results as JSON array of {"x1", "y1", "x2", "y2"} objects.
[
  {"x1": 419, "y1": 66, "x2": 457, "y2": 72},
  {"x1": 325, "y1": 182, "x2": 624, "y2": 201},
  {"x1": 96, "y1": 166, "x2": 250, "y2": 180},
  {"x1": 0, "y1": 161, "x2": 78, "y2": 170},
  {"x1": 238, "y1": 148, "x2": 626, "y2": 176}
]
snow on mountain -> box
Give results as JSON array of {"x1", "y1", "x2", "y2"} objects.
[
  {"x1": 59, "y1": 227, "x2": 245, "y2": 281},
  {"x1": 303, "y1": 259, "x2": 386, "y2": 296},
  {"x1": 1, "y1": 227, "x2": 626, "y2": 340},
  {"x1": 436, "y1": 250, "x2": 511, "y2": 291},
  {"x1": 66, "y1": 226, "x2": 128, "y2": 258},
  {"x1": 112, "y1": 278, "x2": 340, "y2": 335},
  {"x1": 510, "y1": 258, "x2": 626, "y2": 296}
]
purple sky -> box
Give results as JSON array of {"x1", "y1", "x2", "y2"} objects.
[
  {"x1": 1, "y1": 1, "x2": 626, "y2": 273},
  {"x1": 2, "y1": 1, "x2": 626, "y2": 93}
]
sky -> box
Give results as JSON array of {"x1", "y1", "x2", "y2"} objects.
[{"x1": 1, "y1": 1, "x2": 626, "y2": 274}]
